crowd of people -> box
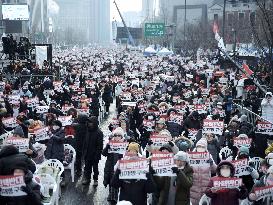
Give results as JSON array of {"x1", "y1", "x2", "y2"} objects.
[{"x1": 0, "y1": 46, "x2": 273, "y2": 205}]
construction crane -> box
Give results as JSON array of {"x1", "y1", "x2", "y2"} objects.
[{"x1": 113, "y1": 0, "x2": 135, "y2": 46}]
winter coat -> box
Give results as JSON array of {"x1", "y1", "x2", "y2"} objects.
[
  {"x1": 0, "y1": 171, "x2": 42, "y2": 205},
  {"x1": 74, "y1": 114, "x2": 88, "y2": 154},
  {"x1": 44, "y1": 128, "x2": 65, "y2": 162},
  {"x1": 83, "y1": 117, "x2": 103, "y2": 162},
  {"x1": 261, "y1": 98, "x2": 273, "y2": 123},
  {"x1": 207, "y1": 139, "x2": 220, "y2": 163},
  {"x1": 102, "y1": 84, "x2": 113, "y2": 106},
  {"x1": 0, "y1": 145, "x2": 36, "y2": 174},
  {"x1": 250, "y1": 174, "x2": 273, "y2": 205},
  {"x1": 155, "y1": 163, "x2": 193, "y2": 205},
  {"x1": 190, "y1": 157, "x2": 216, "y2": 205},
  {"x1": 102, "y1": 144, "x2": 123, "y2": 186},
  {"x1": 111, "y1": 170, "x2": 155, "y2": 205},
  {"x1": 166, "y1": 121, "x2": 183, "y2": 138},
  {"x1": 89, "y1": 95, "x2": 100, "y2": 117}
]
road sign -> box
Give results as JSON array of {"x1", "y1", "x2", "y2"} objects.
[{"x1": 144, "y1": 23, "x2": 165, "y2": 37}]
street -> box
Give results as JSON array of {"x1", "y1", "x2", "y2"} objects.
[{"x1": 60, "y1": 103, "x2": 115, "y2": 205}]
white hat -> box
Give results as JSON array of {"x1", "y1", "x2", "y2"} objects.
[
  {"x1": 112, "y1": 127, "x2": 124, "y2": 137},
  {"x1": 266, "y1": 92, "x2": 272, "y2": 97},
  {"x1": 117, "y1": 201, "x2": 133, "y2": 205},
  {"x1": 174, "y1": 151, "x2": 189, "y2": 162},
  {"x1": 266, "y1": 153, "x2": 273, "y2": 159}
]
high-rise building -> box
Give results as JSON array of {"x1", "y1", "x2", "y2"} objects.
[
  {"x1": 55, "y1": 0, "x2": 110, "y2": 44},
  {"x1": 142, "y1": 0, "x2": 157, "y2": 21}
]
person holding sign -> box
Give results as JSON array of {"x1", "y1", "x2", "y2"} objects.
[
  {"x1": 205, "y1": 161, "x2": 248, "y2": 205},
  {"x1": 235, "y1": 146, "x2": 259, "y2": 192},
  {"x1": 103, "y1": 127, "x2": 125, "y2": 204},
  {"x1": 155, "y1": 151, "x2": 193, "y2": 205},
  {"x1": 249, "y1": 165, "x2": 273, "y2": 204},
  {"x1": 111, "y1": 142, "x2": 155, "y2": 205}
]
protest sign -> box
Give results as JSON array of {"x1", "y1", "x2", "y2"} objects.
[
  {"x1": 121, "y1": 102, "x2": 137, "y2": 107},
  {"x1": 2, "y1": 117, "x2": 17, "y2": 128},
  {"x1": 5, "y1": 137, "x2": 29, "y2": 152},
  {"x1": 233, "y1": 138, "x2": 252, "y2": 148},
  {"x1": 150, "y1": 135, "x2": 169, "y2": 148},
  {"x1": 25, "y1": 98, "x2": 39, "y2": 108},
  {"x1": 119, "y1": 158, "x2": 149, "y2": 180},
  {"x1": 8, "y1": 95, "x2": 20, "y2": 105},
  {"x1": 53, "y1": 81, "x2": 62, "y2": 90},
  {"x1": 151, "y1": 157, "x2": 176, "y2": 177},
  {"x1": 188, "y1": 129, "x2": 198, "y2": 142},
  {"x1": 195, "y1": 104, "x2": 207, "y2": 114},
  {"x1": 143, "y1": 120, "x2": 155, "y2": 132},
  {"x1": 62, "y1": 106, "x2": 74, "y2": 114},
  {"x1": 184, "y1": 90, "x2": 192, "y2": 98},
  {"x1": 35, "y1": 106, "x2": 49, "y2": 114},
  {"x1": 120, "y1": 92, "x2": 132, "y2": 101},
  {"x1": 57, "y1": 116, "x2": 73, "y2": 126},
  {"x1": 138, "y1": 104, "x2": 146, "y2": 114},
  {"x1": 34, "y1": 127, "x2": 49, "y2": 141},
  {"x1": 109, "y1": 140, "x2": 128, "y2": 155},
  {"x1": 168, "y1": 114, "x2": 183, "y2": 125},
  {"x1": 212, "y1": 177, "x2": 242, "y2": 188},
  {"x1": 188, "y1": 152, "x2": 210, "y2": 166},
  {"x1": 203, "y1": 119, "x2": 224, "y2": 135},
  {"x1": 232, "y1": 158, "x2": 249, "y2": 177},
  {"x1": 77, "y1": 108, "x2": 90, "y2": 115},
  {"x1": 183, "y1": 81, "x2": 192, "y2": 87},
  {"x1": 254, "y1": 185, "x2": 273, "y2": 201},
  {"x1": 201, "y1": 89, "x2": 210, "y2": 96},
  {"x1": 256, "y1": 121, "x2": 273, "y2": 135},
  {"x1": 174, "y1": 105, "x2": 187, "y2": 114},
  {"x1": 0, "y1": 175, "x2": 27, "y2": 196},
  {"x1": 151, "y1": 151, "x2": 174, "y2": 158}
]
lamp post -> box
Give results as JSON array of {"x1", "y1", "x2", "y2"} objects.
[
  {"x1": 184, "y1": 0, "x2": 187, "y2": 43},
  {"x1": 222, "y1": 0, "x2": 227, "y2": 44}
]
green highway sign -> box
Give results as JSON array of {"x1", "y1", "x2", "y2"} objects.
[{"x1": 144, "y1": 23, "x2": 165, "y2": 37}]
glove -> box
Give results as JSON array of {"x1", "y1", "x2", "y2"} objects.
[
  {"x1": 248, "y1": 161, "x2": 255, "y2": 168},
  {"x1": 103, "y1": 180, "x2": 108, "y2": 188},
  {"x1": 147, "y1": 140, "x2": 153, "y2": 146},
  {"x1": 246, "y1": 166, "x2": 253, "y2": 173},
  {"x1": 208, "y1": 158, "x2": 214, "y2": 166},
  {"x1": 168, "y1": 141, "x2": 174, "y2": 147},
  {"x1": 171, "y1": 167, "x2": 179, "y2": 174},
  {"x1": 21, "y1": 185, "x2": 32, "y2": 194}
]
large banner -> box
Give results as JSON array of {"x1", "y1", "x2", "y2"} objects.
[
  {"x1": 119, "y1": 158, "x2": 149, "y2": 180},
  {"x1": 0, "y1": 175, "x2": 27, "y2": 196}
]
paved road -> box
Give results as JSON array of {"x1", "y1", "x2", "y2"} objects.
[{"x1": 60, "y1": 103, "x2": 115, "y2": 205}]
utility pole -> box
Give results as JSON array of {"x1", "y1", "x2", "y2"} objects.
[
  {"x1": 184, "y1": 0, "x2": 186, "y2": 43},
  {"x1": 113, "y1": 0, "x2": 135, "y2": 47}
]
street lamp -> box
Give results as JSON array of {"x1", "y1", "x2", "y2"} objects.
[{"x1": 222, "y1": 0, "x2": 236, "y2": 44}]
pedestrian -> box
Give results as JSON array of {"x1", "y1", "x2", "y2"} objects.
[
  {"x1": 261, "y1": 92, "x2": 273, "y2": 123},
  {"x1": 155, "y1": 151, "x2": 193, "y2": 205},
  {"x1": 82, "y1": 116, "x2": 103, "y2": 185}
]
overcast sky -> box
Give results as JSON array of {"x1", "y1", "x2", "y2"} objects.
[{"x1": 111, "y1": 0, "x2": 142, "y2": 20}]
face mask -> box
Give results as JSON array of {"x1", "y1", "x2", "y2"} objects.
[
  {"x1": 220, "y1": 168, "x2": 231, "y2": 177},
  {"x1": 52, "y1": 125, "x2": 59, "y2": 131},
  {"x1": 196, "y1": 147, "x2": 206, "y2": 152},
  {"x1": 269, "y1": 159, "x2": 273, "y2": 166}
]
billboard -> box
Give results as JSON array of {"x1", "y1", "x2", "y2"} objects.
[{"x1": 2, "y1": 5, "x2": 29, "y2": 21}]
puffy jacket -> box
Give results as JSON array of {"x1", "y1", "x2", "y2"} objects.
[
  {"x1": 44, "y1": 128, "x2": 65, "y2": 162},
  {"x1": 190, "y1": 155, "x2": 216, "y2": 205},
  {"x1": 167, "y1": 121, "x2": 183, "y2": 138},
  {"x1": 207, "y1": 139, "x2": 220, "y2": 163}
]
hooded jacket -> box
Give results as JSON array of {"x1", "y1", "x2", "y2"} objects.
[
  {"x1": 83, "y1": 116, "x2": 103, "y2": 162},
  {"x1": 0, "y1": 145, "x2": 36, "y2": 174},
  {"x1": 205, "y1": 161, "x2": 248, "y2": 205}
]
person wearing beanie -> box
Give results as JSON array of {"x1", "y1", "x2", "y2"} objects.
[
  {"x1": 191, "y1": 137, "x2": 217, "y2": 205},
  {"x1": 249, "y1": 165, "x2": 273, "y2": 204},
  {"x1": 236, "y1": 145, "x2": 259, "y2": 192},
  {"x1": 205, "y1": 161, "x2": 248, "y2": 205},
  {"x1": 238, "y1": 115, "x2": 253, "y2": 136},
  {"x1": 82, "y1": 116, "x2": 103, "y2": 186},
  {"x1": 175, "y1": 135, "x2": 193, "y2": 152},
  {"x1": 102, "y1": 127, "x2": 125, "y2": 204},
  {"x1": 111, "y1": 143, "x2": 155, "y2": 205},
  {"x1": 205, "y1": 133, "x2": 220, "y2": 164},
  {"x1": 155, "y1": 151, "x2": 193, "y2": 205}
]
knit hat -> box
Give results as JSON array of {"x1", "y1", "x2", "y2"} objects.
[
  {"x1": 238, "y1": 145, "x2": 249, "y2": 156},
  {"x1": 196, "y1": 138, "x2": 208, "y2": 149},
  {"x1": 127, "y1": 142, "x2": 139, "y2": 153},
  {"x1": 159, "y1": 143, "x2": 173, "y2": 153},
  {"x1": 113, "y1": 127, "x2": 124, "y2": 137},
  {"x1": 52, "y1": 120, "x2": 62, "y2": 128},
  {"x1": 266, "y1": 153, "x2": 273, "y2": 159},
  {"x1": 13, "y1": 126, "x2": 24, "y2": 137},
  {"x1": 174, "y1": 151, "x2": 189, "y2": 162},
  {"x1": 267, "y1": 166, "x2": 273, "y2": 174},
  {"x1": 176, "y1": 141, "x2": 190, "y2": 151},
  {"x1": 0, "y1": 108, "x2": 7, "y2": 117},
  {"x1": 239, "y1": 115, "x2": 247, "y2": 122},
  {"x1": 266, "y1": 92, "x2": 272, "y2": 97}
]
